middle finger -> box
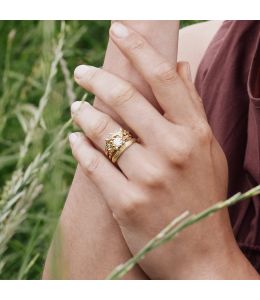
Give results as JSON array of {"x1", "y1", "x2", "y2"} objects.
[{"x1": 74, "y1": 65, "x2": 170, "y2": 143}]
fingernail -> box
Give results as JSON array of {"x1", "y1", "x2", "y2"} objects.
[
  {"x1": 71, "y1": 101, "x2": 82, "y2": 114},
  {"x1": 68, "y1": 133, "x2": 78, "y2": 144},
  {"x1": 110, "y1": 22, "x2": 129, "y2": 38},
  {"x1": 186, "y1": 63, "x2": 192, "y2": 82},
  {"x1": 74, "y1": 65, "x2": 92, "y2": 80}
]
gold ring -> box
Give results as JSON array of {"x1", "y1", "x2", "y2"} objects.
[
  {"x1": 105, "y1": 128, "x2": 136, "y2": 164},
  {"x1": 112, "y1": 138, "x2": 136, "y2": 163}
]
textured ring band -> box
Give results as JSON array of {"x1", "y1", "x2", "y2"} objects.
[
  {"x1": 105, "y1": 128, "x2": 136, "y2": 164},
  {"x1": 112, "y1": 138, "x2": 136, "y2": 163}
]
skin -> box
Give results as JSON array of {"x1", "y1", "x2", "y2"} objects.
[
  {"x1": 43, "y1": 21, "x2": 179, "y2": 279},
  {"x1": 43, "y1": 20, "x2": 259, "y2": 279},
  {"x1": 178, "y1": 20, "x2": 224, "y2": 80},
  {"x1": 68, "y1": 22, "x2": 259, "y2": 279}
]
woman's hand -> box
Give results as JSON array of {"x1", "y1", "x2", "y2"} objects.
[{"x1": 69, "y1": 23, "x2": 254, "y2": 279}]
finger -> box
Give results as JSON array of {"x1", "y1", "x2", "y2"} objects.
[
  {"x1": 68, "y1": 132, "x2": 129, "y2": 213},
  {"x1": 71, "y1": 101, "x2": 148, "y2": 178},
  {"x1": 74, "y1": 65, "x2": 169, "y2": 143},
  {"x1": 177, "y1": 62, "x2": 208, "y2": 121},
  {"x1": 109, "y1": 22, "x2": 199, "y2": 124}
]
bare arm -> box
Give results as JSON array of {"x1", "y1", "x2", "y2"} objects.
[
  {"x1": 178, "y1": 20, "x2": 223, "y2": 81},
  {"x1": 69, "y1": 22, "x2": 259, "y2": 280},
  {"x1": 43, "y1": 21, "x2": 179, "y2": 279}
]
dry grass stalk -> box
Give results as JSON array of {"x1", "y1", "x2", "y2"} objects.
[
  {"x1": 107, "y1": 185, "x2": 260, "y2": 280},
  {"x1": 0, "y1": 22, "x2": 69, "y2": 273}
]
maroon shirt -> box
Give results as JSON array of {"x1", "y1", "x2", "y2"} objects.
[{"x1": 195, "y1": 21, "x2": 260, "y2": 272}]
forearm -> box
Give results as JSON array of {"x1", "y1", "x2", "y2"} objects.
[
  {"x1": 43, "y1": 167, "x2": 145, "y2": 279},
  {"x1": 43, "y1": 21, "x2": 179, "y2": 279}
]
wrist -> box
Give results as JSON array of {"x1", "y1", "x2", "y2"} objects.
[
  {"x1": 169, "y1": 219, "x2": 258, "y2": 279},
  {"x1": 179, "y1": 246, "x2": 258, "y2": 279}
]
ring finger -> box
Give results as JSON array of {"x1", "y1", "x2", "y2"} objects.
[{"x1": 71, "y1": 100, "x2": 146, "y2": 177}]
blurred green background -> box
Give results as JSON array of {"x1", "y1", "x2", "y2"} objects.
[{"x1": 0, "y1": 20, "x2": 201, "y2": 279}]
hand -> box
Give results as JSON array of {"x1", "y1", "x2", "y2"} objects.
[{"x1": 69, "y1": 22, "x2": 244, "y2": 279}]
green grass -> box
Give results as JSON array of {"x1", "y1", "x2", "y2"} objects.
[{"x1": 0, "y1": 20, "x2": 201, "y2": 279}]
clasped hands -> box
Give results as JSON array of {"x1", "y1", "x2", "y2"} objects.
[{"x1": 68, "y1": 22, "x2": 237, "y2": 279}]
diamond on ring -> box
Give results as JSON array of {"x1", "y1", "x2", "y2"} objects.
[
  {"x1": 105, "y1": 128, "x2": 136, "y2": 163},
  {"x1": 113, "y1": 136, "x2": 123, "y2": 148}
]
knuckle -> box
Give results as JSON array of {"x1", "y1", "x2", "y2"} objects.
[
  {"x1": 167, "y1": 142, "x2": 193, "y2": 167},
  {"x1": 119, "y1": 201, "x2": 137, "y2": 218},
  {"x1": 152, "y1": 61, "x2": 178, "y2": 84},
  {"x1": 127, "y1": 34, "x2": 145, "y2": 51},
  {"x1": 89, "y1": 114, "x2": 110, "y2": 138},
  {"x1": 83, "y1": 153, "x2": 100, "y2": 174},
  {"x1": 110, "y1": 84, "x2": 136, "y2": 107},
  {"x1": 193, "y1": 122, "x2": 213, "y2": 144},
  {"x1": 119, "y1": 189, "x2": 147, "y2": 217},
  {"x1": 166, "y1": 123, "x2": 213, "y2": 167},
  {"x1": 141, "y1": 166, "x2": 165, "y2": 187}
]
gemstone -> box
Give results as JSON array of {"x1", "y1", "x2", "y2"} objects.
[{"x1": 113, "y1": 137, "x2": 123, "y2": 148}]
